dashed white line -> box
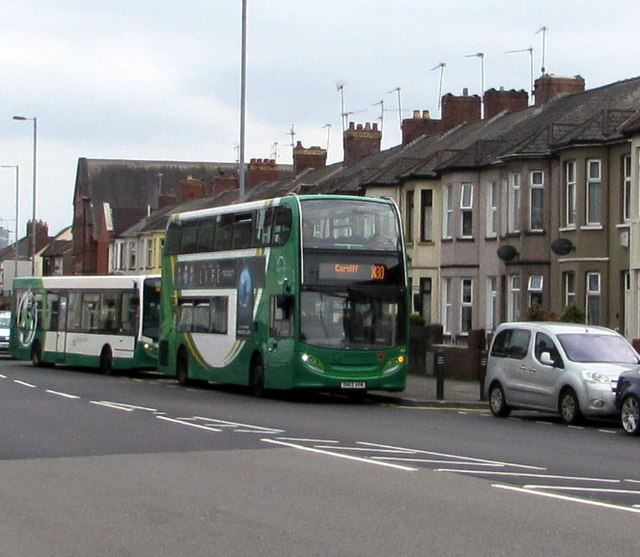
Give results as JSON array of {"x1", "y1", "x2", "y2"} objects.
[
  {"x1": 0, "y1": 373, "x2": 7, "y2": 379},
  {"x1": 14, "y1": 380, "x2": 36, "y2": 388},
  {"x1": 46, "y1": 390, "x2": 80, "y2": 399},
  {"x1": 90, "y1": 401, "x2": 157, "y2": 412}
]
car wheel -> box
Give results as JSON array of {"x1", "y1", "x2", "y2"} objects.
[
  {"x1": 559, "y1": 388, "x2": 583, "y2": 425},
  {"x1": 488, "y1": 382, "x2": 511, "y2": 417},
  {"x1": 620, "y1": 394, "x2": 640, "y2": 435}
]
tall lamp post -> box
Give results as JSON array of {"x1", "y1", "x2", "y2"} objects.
[
  {"x1": 0, "y1": 165, "x2": 19, "y2": 282},
  {"x1": 12, "y1": 115, "x2": 37, "y2": 276}
]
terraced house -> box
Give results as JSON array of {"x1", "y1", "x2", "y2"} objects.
[{"x1": 90, "y1": 73, "x2": 640, "y2": 342}]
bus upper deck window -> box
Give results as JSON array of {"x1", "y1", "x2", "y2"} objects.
[{"x1": 272, "y1": 206, "x2": 291, "y2": 245}]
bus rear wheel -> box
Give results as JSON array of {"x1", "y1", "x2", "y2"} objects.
[
  {"x1": 31, "y1": 341, "x2": 43, "y2": 367},
  {"x1": 100, "y1": 346, "x2": 114, "y2": 375},
  {"x1": 176, "y1": 348, "x2": 191, "y2": 386},
  {"x1": 250, "y1": 356, "x2": 265, "y2": 398}
]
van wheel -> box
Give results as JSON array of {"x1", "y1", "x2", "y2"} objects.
[
  {"x1": 559, "y1": 388, "x2": 583, "y2": 425},
  {"x1": 31, "y1": 341, "x2": 43, "y2": 367},
  {"x1": 620, "y1": 394, "x2": 640, "y2": 435},
  {"x1": 488, "y1": 381, "x2": 511, "y2": 417},
  {"x1": 100, "y1": 346, "x2": 114, "y2": 375},
  {"x1": 250, "y1": 356, "x2": 265, "y2": 398},
  {"x1": 176, "y1": 348, "x2": 190, "y2": 386}
]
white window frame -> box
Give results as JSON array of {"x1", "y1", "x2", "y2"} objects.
[
  {"x1": 486, "y1": 276, "x2": 498, "y2": 332},
  {"x1": 420, "y1": 189, "x2": 433, "y2": 242},
  {"x1": 586, "y1": 272, "x2": 601, "y2": 325},
  {"x1": 507, "y1": 275, "x2": 520, "y2": 321},
  {"x1": 563, "y1": 271, "x2": 576, "y2": 307},
  {"x1": 486, "y1": 181, "x2": 497, "y2": 238},
  {"x1": 529, "y1": 170, "x2": 544, "y2": 231},
  {"x1": 460, "y1": 278, "x2": 473, "y2": 333},
  {"x1": 128, "y1": 240, "x2": 137, "y2": 270},
  {"x1": 443, "y1": 184, "x2": 453, "y2": 239},
  {"x1": 623, "y1": 154, "x2": 631, "y2": 222},
  {"x1": 508, "y1": 172, "x2": 521, "y2": 233},
  {"x1": 460, "y1": 183, "x2": 473, "y2": 238},
  {"x1": 565, "y1": 161, "x2": 576, "y2": 227},
  {"x1": 442, "y1": 278, "x2": 453, "y2": 335},
  {"x1": 586, "y1": 159, "x2": 602, "y2": 226}
]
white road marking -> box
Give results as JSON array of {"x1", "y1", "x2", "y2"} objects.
[
  {"x1": 373, "y1": 457, "x2": 507, "y2": 466},
  {"x1": 156, "y1": 415, "x2": 222, "y2": 432},
  {"x1": 262, "y1": 438, "x2": 418, "y2": 471},
  {"x1": 276, "y1": 437, "x2": 339, "y2": 444},
  {"x1": 14, "y1": 380, "x2": 36, "y2": 388},
  {"x1": 194, "y1": 417, "x2": 284, "y2": 434},
  {"x1": 45, "y1": 390, "x2": 80, "y2": 399},
  {"x1": 438, "y1": 470, "x2": 620, "y2": 482},
  {"x1": 524, "y1": 485, "x2": 636, "y2": 494},
  {"x1": 90, "y1": 401, "x2": 157, "y2": 412},
  {"x1": 358, "y1": 442, "x2": 546, "y2": 470},
  {"x1": 493, "y1": 483, "x2": 640, "y2": 514},
  {"x1": 0, "y1": 373, "x2": 7, "y2": 379}
]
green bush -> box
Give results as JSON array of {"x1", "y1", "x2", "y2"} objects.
[
  {"x1": 409, "y1": 312, "x2": 425, "y2": 326},
  {"x1": 557, "y1": 303, "x2": 585, "y2": 323}
]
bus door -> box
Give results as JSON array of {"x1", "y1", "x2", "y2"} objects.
[
  {"x1": 49, "y1": 294, "x2": 68, "y2": 362},
  {"x1": 266, "y1": 294, "x2": 295, "y2": 387}
]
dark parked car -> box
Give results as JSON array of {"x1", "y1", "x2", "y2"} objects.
[{"x1": 616, "y1": 370, "x2": 640, "y2": 435}]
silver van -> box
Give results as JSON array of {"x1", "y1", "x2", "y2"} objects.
[
  {"x1": 484, "y1": 322, "x2": 640, "y2": 424},
  {"x1": 0, "y1": 311, "x2": 10, "y2": 351}
]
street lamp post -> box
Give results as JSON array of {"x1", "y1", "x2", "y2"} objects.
[
  {"x1": 1, "y1": 165, "x2": 19, "y2": 281},
  {"x1": 12, "y1": 115, "x2": 37, "y2": 276}
]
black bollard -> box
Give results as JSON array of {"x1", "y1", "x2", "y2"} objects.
[{"x1": 435, "y1": 351, "x2": 445, "y2": 400}]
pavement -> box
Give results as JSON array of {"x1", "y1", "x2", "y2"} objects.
[{"x1": 369, "y1": 373, "x2": 488, "y2": 409}]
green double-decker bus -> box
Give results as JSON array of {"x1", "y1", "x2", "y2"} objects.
[
  {"x1": 158, "y1": 194, "x2": 408, "y2": 396},
  {"x1": 10, "y1": 275, "x2": 161, "y2": 373}
]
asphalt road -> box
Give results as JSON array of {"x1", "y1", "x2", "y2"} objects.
[{"x1": 1, "y1": 356, "x2": 640, "y2": 557}]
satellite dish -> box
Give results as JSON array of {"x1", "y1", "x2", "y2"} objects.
[
  {"x1": 497, "y1": 245, "x2": 518, "y2": 261},
  {"x1": 551, "y1": 238, "x2": 574, "y2": 256}
]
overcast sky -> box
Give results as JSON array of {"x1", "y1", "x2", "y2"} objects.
[{"x1": 1, "y1": 0, "x2": 638, "y2": 238}]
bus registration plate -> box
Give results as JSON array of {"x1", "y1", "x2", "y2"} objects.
[{"x1": 341, "y1": 381, "x2": 366, "y2": 389}]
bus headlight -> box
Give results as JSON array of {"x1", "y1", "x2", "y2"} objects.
[
  {"x1": 382, "y1": 355, "x2": 407, "y2": 375},
  {"x1": 300, "y1": 353, "x2": 325, "y2": 374}
]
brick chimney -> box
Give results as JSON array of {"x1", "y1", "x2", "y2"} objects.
[
  {"x1": 293, "y1": 141, "x2": 327, "y2": 175},
  {"x1": 248, "y1": 158, "x2": 278, "y2": 189},
  {"x1": 402, "y1": 110, "x2": 442, "y2": 145},
  {"x1": 441, "y1": 89, "x2": 481, "y2": 132},
  {"x1": 158, "y1": 192, "x2": 178, "y2": 208},
  {"x1": 343, "y1": 122, "x2": 382, "y2": 166},
  {"x1": 27, "y1": 219, "x2": 49, "y2": 254},
  {"x1": 179, "y1": 175, "x2": 206, "y2": 202},
  {"x1": 211, "y1": 169, "x2": 238, "y2": 197},
  {"x1": 483, "y1": 88, "x2": 529, "y2": 119},
  {"x1": 534, "y1": 74, "x2": 585, "y2": 107}
]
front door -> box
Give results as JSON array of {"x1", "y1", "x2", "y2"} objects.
[
  {"x1": 265, "y1": 294, "x2": 295, "y2": 389},
  {"x1": 49, "y1": 294, "x2": 68, "y2": 362}
]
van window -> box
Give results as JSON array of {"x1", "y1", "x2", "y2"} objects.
[
  {"x1": 534, "y1": 332, "x2": 562, "y2": 367},
  {"x1": 490, "y1": 328, "x2": 530, "y2": 360}
]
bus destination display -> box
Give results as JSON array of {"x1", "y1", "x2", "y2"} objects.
[{"x1": 318, "y1": 262, "x2": 386, "y2": 282}]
